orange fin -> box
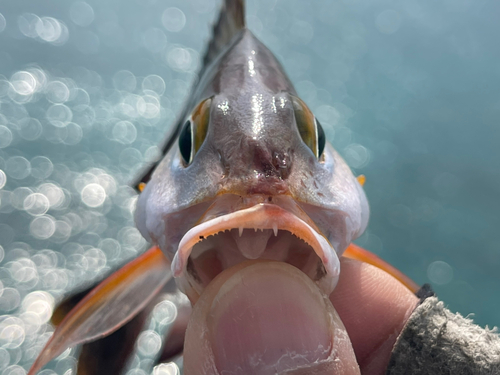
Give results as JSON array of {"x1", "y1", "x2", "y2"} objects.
[
  {"x1": 51, "y1": 286, "x2": 95, "y2": 327},
  {"x1": 344, "y1": 243, "x2": 419, "y2": 293},
  {"x1": 28, "y1": 246, "x2": 171, "y2": 375},
  {"x1": 356, "y1": 175, "x2": 366, "y2": 186}
]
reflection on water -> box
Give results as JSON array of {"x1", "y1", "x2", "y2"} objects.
[{"x1": 0, "y1": 0, "x2": 499, "y2": 373}]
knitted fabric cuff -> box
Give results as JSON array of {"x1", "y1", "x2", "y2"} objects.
[{"x1": 386, "y1": 294, "x2": 500, "y2": 375}]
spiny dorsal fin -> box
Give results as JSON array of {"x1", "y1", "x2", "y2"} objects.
[{"x1": 202, "y1": 0, "x2": 246, "y2": 69}]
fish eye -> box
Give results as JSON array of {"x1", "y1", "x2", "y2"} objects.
[
  {"x1": 179, "y1": 120, "x2": 192, "y2": 164},
  {"x1": 178, "y1": 97, "x2": 212, "y2": 165},
  {"x1": 292, "y1": 96, "x2": 325, "y2": 159},
  {"x1": 316, "y1": 118, "x2": 326, "y2": 157}
]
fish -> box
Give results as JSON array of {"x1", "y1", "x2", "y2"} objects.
[{"x1": 28, "y1": 1, "x2": 418, "y2": 373}]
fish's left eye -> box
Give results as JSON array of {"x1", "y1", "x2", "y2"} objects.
[
  {"x1": 316, "y1": 118, "x2": 326, "y2": 157},
  {"x1": 292, "y1": 96, "x2": 325, "y2": 159},
  {"x1": 179, "y1": 97, "x2": 212, "y2": 165}
]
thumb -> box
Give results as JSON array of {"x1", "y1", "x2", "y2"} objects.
[{"x1": 184, "y1": 260, "x2": 360, "y2": 375}]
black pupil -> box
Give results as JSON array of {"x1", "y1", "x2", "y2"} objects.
[
  {"x1": 179, "y1": 120, "x2": 192, "y2": 164},
  {"x1": 316, "y1": 119, "x2": 326, "y2": 157}
]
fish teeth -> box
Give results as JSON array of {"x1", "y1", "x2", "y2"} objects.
[
  {"x1": 239, "y1": 227, "x2": 243, "y2": 237},
  {"x1": 272, "y1": 223, "x2": 278, "y2": 237}
]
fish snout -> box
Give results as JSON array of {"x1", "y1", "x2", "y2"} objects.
[{"x1": 221, "y1": 139, "x2": 292, "y2": 195}]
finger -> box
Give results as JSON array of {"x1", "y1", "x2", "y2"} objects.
[
  {"x1": 330, "y1": 258, "x2": 418, "y2": 375},
  {"x1": 184, "y1": 260, "x2": 360, "y2": 375}
]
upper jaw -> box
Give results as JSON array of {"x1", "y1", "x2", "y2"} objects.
[{"x1": 172, "y1": 194, "x2": 340, "y2": 303}]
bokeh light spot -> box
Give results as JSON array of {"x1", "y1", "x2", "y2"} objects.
[
  {"x1": 46, "y1": 81, "x2": 70, "y2": 103},
  {"x1": 10, "y1": 71, "x2": 37, "y2": 96},
  {"x1": 38, "y1": 183, "x2": 65, "y2": 209},
  {"x1": 29, "y1": 215, "x2": 56, "y2": 240},
  {"x1": 0, "y1": 170, "x2": 6, "y2": 189},
  {"x1": 136, "y1": 330, "x2": 162, "y2": 357},
  {"x1": 6, "y1": 157, "x2": 31, "y2": 180},
  {"x1": 142, "y1": 75, "x2": 166, "y2": 96},
  {"x1": 62, "y1": 122, "x2": 83, "y2": 145},
  {"x1": 69, "y1": 1, "x2": 95, "y2": 27},
  {"x1": 427, "y1": 261, "x2": 454, "y2": 285},
  {"x1": 18, "y1": 118, "x2": 43, "y2": 141},
  {"x1": 137, "y1": 95, "x2": 161, "y2": 119},
  {"x1": 166, "y1": 47, "x2": 196, "y2": 72},
  {"x1": 23, "y1": 193, "x2": 50, "y2": 216},
  {"x1": 161, "y1": 8, "x2": 186, "y2": 32},
  {"x1": 112, "y1": 121, "x2": 137, "y2": 144},
  {"x1": 343, "y1": 143, "x2": 370, "y2": 169},
  {"x1": 153, "y1": 300, "x2": 177, "y2": 326},
  {"x1": 30, "y1": 156, "x2": 53, "y2": 179},
  {"x1": 0, "y1": 288, "x2": 21, "y2": 312},
  {"x1": 35, "y1": 17, "x2": 69, "y2": 45},
  {"x1": 113, "y1": 70, "x2": 137, "y2": 92},
  {"x1": 98, "y1": 238, "x2": 121, "y2": 262},
  {"x1": 46, "y1": 104, "x2": 73, "y2": 127},
  {"x1": 81, "y1": 183, "x2": 106, "y2": 207},
  {"x1": 0, "y1": 13, "x2": 6, "y2": 33},
  {"x1": 153, "y1": 363, "x2": 180, "y2": 375}
]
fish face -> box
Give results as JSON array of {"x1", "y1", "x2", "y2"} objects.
[
  {"x1": 135, "y1": 31, "x2": 369, "y2": 302},
  {"x1": 209, "y1": 92, "x2": 296, "y2": 195}
]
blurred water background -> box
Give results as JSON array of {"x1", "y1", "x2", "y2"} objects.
[{"x1": 0, "y1": 0, "x2": 499, "y2": 373}]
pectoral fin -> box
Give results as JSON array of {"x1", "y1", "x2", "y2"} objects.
[
  {"x1": 343, "y1": 243, "x2": 419, "y2": 293},
  {"x1": 28, "y1": 246, "x2": 171, "y2": 375},
  {"x1": 76, "y1": 303, "x2": 151, "y2": 375}
]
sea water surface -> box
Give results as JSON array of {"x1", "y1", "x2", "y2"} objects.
[{"x1": 0, "y1": 0, "x2": 499, "y2": 373}]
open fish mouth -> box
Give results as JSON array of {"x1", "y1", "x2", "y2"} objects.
[{"x1": 172, "y1": 195, "x2": 340, "y2": 301}]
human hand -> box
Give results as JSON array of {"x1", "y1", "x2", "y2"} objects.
[{"x1": 183, "y1": 257, "x2": 418, "y2": 375}]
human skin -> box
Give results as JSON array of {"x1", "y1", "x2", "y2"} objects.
[{"x1": 183, "y1": 257, "x2": 418, "y2": 375}]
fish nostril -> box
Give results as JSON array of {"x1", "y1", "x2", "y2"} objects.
[
  {"x1": 262, "y1": 162, "x2": 278, "y2": 178},
  {"x1": 273, "y1": 151, "x2": 291, "y2": 179},
  {"x1": 218, "y1": 150, "x2": 230, "y2": 178}
]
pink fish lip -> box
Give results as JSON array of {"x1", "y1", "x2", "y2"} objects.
[{"x1": 172, "y1": 199, "x2": 340, "y2": 300}]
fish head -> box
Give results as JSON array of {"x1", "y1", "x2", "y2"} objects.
[{"x1": 135, "y1": 32, "x2": 369, "y2": 303}]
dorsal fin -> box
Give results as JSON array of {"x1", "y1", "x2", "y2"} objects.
[{"x1": 202, "y1": 0, "x2": 246, "y2": 69}]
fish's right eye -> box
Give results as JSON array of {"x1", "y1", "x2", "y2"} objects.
[
  {"x1": 179, "y1": 97, "x2": 212, "y2": 166},
  {"x1": 179, "y1": 120, "x2": 192, "y2": 164}
]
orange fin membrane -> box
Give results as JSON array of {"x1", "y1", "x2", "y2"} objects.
[
  {"x1": 28, "y1": 246, "x2": 171, "y2": 375},
  {"x1": 344, "y1": 243, "x2": 419, "y2": 293},
  {"x1": 356, "y1": 174, "x2": 366, "y2": 186}
]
